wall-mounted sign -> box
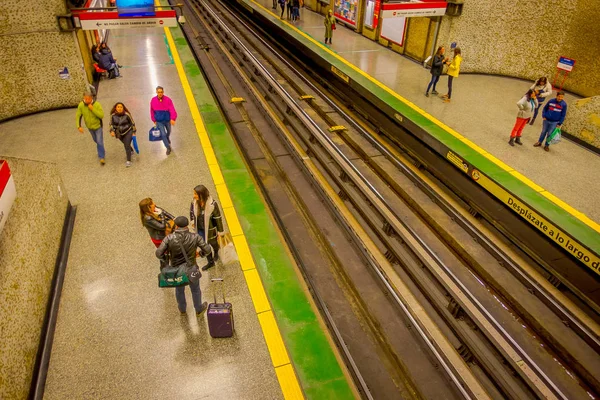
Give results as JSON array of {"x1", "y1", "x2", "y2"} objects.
[
  {"x1": 364, "y1": 0, "x2": 381, "y2": 29},
  {"x1": 381, "y1": 0, "x2": 447, "y2": 18},
  {"x1": 334, "y1": 0, "x2": 359, "y2": 26},
  {"x1": 557, "y1": 56, "x2": 575, "y2": 72},
  {"x1": 59, "y1": 67, "x2": 71, "y2": 79},
  {"x1": 0, "y1": 161, "x2": 17, "y2": 235}
]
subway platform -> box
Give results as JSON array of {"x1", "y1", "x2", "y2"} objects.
[{"x1": 0, "y1": 23, "x2": 353, "y2": 399}]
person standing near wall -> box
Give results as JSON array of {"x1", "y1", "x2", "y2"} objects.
[
  {"x1": 278, "y1": 0, "x2": 285, "y2": 18},
  {"x1": 425, "y1": 46, "x2": 447, "y2": 97},
  {"x1": 529, "y1": 76, "x2": 553, "y2": 125},
  {"x1": 150, "y1": 86, "x2": 178, "y2": 156},
  {"x1": 76, "y1": 92, "x2": 106, "y2": 165},
  {"x1": 324, "y1": 10, "x2": 336, "y2": 45},
  {"x1": 509, "y1": 89, "x2": 538, "y2": 146},
  {"x1": 441, "y1": 47, "x2": 462, "y2": 103},
  {"x1": 534, "y1": 91, "x2": 567, "y2": 152}
]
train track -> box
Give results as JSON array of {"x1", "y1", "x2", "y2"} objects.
[{"x1": 176, "y1": 0, "x2": 600, "y2": 398}]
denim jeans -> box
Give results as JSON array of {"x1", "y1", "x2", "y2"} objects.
[
  {"x1": 538, "y1": 120, "x2": 558, "y2": 146},
  {"x1": 89, "y1": 127, "x2": 105, "y2": 159},
  {"x1": 447, "y1": 76, "x2": 454, "y2": 99},
  {"x1": 426, "y1": 75, "x2": 440, "y2": 93},
  {"x1": 156, "y1": 121, "x2": 171, "y2": 149},
  {"x1": 176, "y1": 279, "x2": 203, "y2": 313}
]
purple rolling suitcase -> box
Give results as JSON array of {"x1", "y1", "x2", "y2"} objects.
[{"x1": 207, "y1": 278, "x2": 234, "y2": 338}]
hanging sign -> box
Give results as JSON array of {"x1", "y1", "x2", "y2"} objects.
[
  {"x1": 381, "y1": 1, "x2": 447, "y2": 18},
  {"x1": 0, "y1": 161, "x2": 17, "y2": 234},
  {"x1": 72, "y1": 10, "x2": 177, "y2": 30}
]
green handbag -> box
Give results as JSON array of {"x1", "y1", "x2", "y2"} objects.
[{"x1": 158, "y1": 264, "x2": 190, "y2": 288}]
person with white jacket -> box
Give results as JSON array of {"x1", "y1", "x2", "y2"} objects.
[
  {"x1": 529, "y1": 76, "x2": 552, "y2": 125},
  {"x1": 509, "y1": 89, "x2": 538, "y2": 146}
]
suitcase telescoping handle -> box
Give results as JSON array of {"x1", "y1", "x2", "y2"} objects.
[{"x1": 211, "y1": 278, "x2": 226, "y2": 303}]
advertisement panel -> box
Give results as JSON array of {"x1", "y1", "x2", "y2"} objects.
[{"x1": 334, "y1": 0, "x2": 358, "y2": 26}]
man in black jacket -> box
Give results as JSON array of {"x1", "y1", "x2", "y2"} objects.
[{"x1": 156, "y1": 216, "x2": 212, "y2": 315}]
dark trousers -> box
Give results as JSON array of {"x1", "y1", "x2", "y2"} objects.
[
  {"x1": 119, "y1": 131, "x2": 133, "y2": 161},
  {"x1": 280, "y1": 3, "x2": 285, "y2": 17},
  {"x1": 531, "y1": 101, "x2": 544, "y2": 124},
  {"x1": 447, "y1": 76, "x2": 454, "y2": 99},
  {"x1": 272, "y1": 0, "x2": 277, "y2": 8},
  {"x1": 426, "y1": 75, "x2": 440, "y2": 93},
  {"x1": 286, "y1": 3, "x2": 292, "y2": 19}
]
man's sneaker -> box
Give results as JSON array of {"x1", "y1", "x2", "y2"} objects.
[
  {"x1": 515, "y1": 137, "x2": 523, "y2": 145},
  {"x1": 544, "y1": 145, "x2": 550, "y2": 152},
  {"x1": 196, "y1": 302, "x2": 208, "y2": 316},
  {"x1": 201, "y1": 262, "x2": 215, "y2": 271},
  {"x1": 533, "y1": 142, "x2": 542, "y2": 147},
  {"x1": 99, "y1": 158, "x2": 105, "y2": 165},
  {"x1": 432, "y1": 90, "x2": 439, "y2": 95},
  {"x1": 125, "y1": 161, "x2": 132, "y2": 167},
  {"x1": 166, "y1": 147, "x2": 172, "y2": 155}
]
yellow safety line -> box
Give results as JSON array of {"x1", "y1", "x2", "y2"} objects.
[
  {"x1": 163, "y1": 23, "x2": 305, "y2": 400},
  {"x1": 247, "y1": 0, "x2": 600, "y2": 234}
]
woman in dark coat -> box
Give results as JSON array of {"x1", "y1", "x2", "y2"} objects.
[
  {"x1": 425, "y1": 46, "x2": 447, "y2": 97},
  {"x1": 139, "y1": 198, "x2": 174, "y2": 248},
  {"x1": 190, "y1": 185, "x2": 224, "y2": 271},
  {"x1": 109, "y1": 102, "x2": 136, "y2": 167}
]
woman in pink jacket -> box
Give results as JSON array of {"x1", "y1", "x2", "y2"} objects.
[{"x1": 150, "y1": 86, "x2": 178, "y2": 155}]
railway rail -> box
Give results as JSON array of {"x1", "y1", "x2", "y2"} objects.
[{"x1": 175, "y1": 0, "x2": 600, "y2": 398}]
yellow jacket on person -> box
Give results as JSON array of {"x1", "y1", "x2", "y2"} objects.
[{"x1": 447, "y1": 55, "x2": 462, "y2": 78}]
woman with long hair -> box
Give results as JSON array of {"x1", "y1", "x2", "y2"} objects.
[
  {"x1": 139, "y1": 198, "x2": 173, "y2": 248},
  {"x1": 442, "y1": 47, "x2": 462, "y2": 103},
  {"x1": 190, "y1": 185, "x2": 224, "y2": 271},
  {"x1": 425, "y1": 46, "x2": 447, "y2": 97},
  {"x1": 509, "y1": 89, "x2": 538, "y2": 146},
  {"x1": 109, "y1": 102, "x2": 136, "y2": 167}
]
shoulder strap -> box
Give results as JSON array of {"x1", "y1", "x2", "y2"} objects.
[{"x1": 175, "y1": 232, "x2": 192, "y2": 265}]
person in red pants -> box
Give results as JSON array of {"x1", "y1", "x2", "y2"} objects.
[{"x1": 509, "y1": 89, "x2": 538, "y2": 146}]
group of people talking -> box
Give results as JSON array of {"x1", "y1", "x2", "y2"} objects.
[{"x1": 139, "y1": 185, "x2": 225, "y2": 315}]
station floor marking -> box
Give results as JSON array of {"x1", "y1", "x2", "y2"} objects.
[
  {"x1": 247, "y1": 0, "x2": 600, "y2": 235},
  {"x1": 162, "y1": 21, "x2": 305, "y2": 400}
]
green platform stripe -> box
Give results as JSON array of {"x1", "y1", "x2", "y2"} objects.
[
  {"x1": 239, "y1": 0, "x2": 600, "y2": 260},
  {"x1": 168, "y1": 24, "x2": 355, "y2": 399}
]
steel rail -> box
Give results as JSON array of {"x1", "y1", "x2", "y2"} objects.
[
  {"x1": 216, "y1": 0, "x2": 600, "y2": 354},
  {"x1": 193, "y1": 1, "x2": 568, "y2": 398},
  {"x1": 191, "y1": 0, "x2": 478, "y2": 398}
]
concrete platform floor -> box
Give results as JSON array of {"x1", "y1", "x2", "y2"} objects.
[
  {"x1": 255, "y1": 0, "x2": 600, "y2": 224},
  {"x1": 0, "y1": 28, "x2": 282, "y2": 399}
]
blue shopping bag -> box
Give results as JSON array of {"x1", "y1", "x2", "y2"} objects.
[
  {"x1": 132, "y1": 135, "x2": 140, "y2": 154},
  {"x1": 149, "y1": 127, "x2": 162, "y2": 142}
]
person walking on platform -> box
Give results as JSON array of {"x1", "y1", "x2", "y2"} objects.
[
  {"x1": 156, "y1": 216, "x2": 212, "y2": 316},
  {"x1": 324, "y1": 10, "x2": 336, "y2": 45},
  {"x1": 109, "y1": 102, "x2": 137, "y2": 167},
  {"x1": 529, "y1": 76, "x2": 553, "y2": 125},
  {"x1": 278, "y1": 0, "x2": 285, "y2": 18},
  {"x1": 150, "y1": 86, "x2": 178, "y2": 156},
  {"x1": 272, "y1": 0, "x2": 277, "y2": 10},
  {"x1": 425, "y1": 46, "x2": 447, "y2": 97},
  {"x1": 190, "y1": 185, "x2": 224, "y2": 271},
  {"x1": 441, "y1": 47, "x2": 462, "y2": 103},
  {"x1": 76, "y1": 92, "x2": 106, "y2": 165},
  {"x1": 139, "y1": 198, "x2": 174, "y2": 248},
  {"x1": 509, "y1": 89, "x2": 538, "y2": 146},
  {"x1": 534, "y1": 91, "x2": 567, "y2": 152},
  {"x1": 286, "y1": 0, "x2": 292, "y2": 20}
]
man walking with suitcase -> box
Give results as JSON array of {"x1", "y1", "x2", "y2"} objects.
[{"x1": 156, "y1": 216, "x2": 213, "y2": 315}]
